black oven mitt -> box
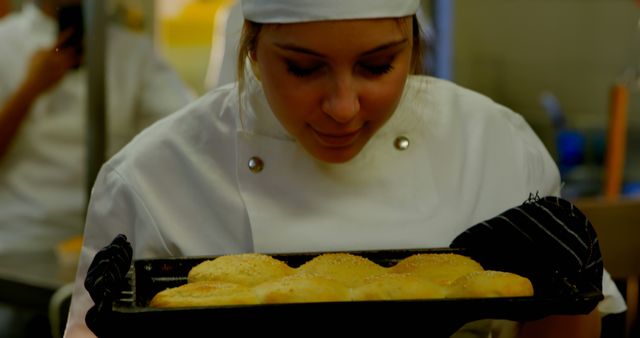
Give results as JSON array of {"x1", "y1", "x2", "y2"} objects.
[
  {"x1": 84, "y1": 234, "x2": 133, "y2": 336},
  {"x1": 450, "y1": 194, "x2": 602, "y2": 296}
]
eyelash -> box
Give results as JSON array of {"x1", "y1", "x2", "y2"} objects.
[
  {"x1": 286, "y1": 63, "x2": 321, "y2": 77},
  {"x1": 285, "y1": 62, "x2": 394, "y2": 78},
  {"x1": 364, "y1": 64, "x2": 394, "y2": 76}
]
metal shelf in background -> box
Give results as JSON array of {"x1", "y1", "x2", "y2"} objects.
[{"x1": 83, "y1": 0, "x2": 106, "y2": 213}]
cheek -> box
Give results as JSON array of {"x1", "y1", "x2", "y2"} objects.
[
  {"x1": 362, "y1": 74, "x2": 408, "y2": 120},
  {"x1": 260, "y1": 71, "x2": 317, "y2": 133}
]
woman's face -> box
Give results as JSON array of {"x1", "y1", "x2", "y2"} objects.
[{"x1": 253, "y1": 17, "x2": 413, "y2": 163}]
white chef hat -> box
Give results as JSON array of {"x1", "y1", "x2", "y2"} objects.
[{"x1": 242, "y1": 0, "x2": 420, "y2": 24}]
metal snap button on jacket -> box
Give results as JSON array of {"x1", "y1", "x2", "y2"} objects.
[
  {"x1": 394, "y1": 136, "x2": 410, "y2": 150},
  {"x1": 248, "y1": 156, "x2": 264, "y2": 173}
]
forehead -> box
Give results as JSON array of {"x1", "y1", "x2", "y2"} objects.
[{"x1": 258, "y1": 17, "x2": 412, "y2": 52}]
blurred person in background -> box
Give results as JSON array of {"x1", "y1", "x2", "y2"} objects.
[
  {"x1": 0, "y1": 0, "x2": 194, "y2": 253},
  {"x1": 0, "y1": 0, "x2": 194, "y2": 336}
]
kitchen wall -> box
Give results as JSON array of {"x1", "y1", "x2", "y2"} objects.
[
  {"x1": 452, "y1": 0, "x2": 639, "y2": 154},
  {"x1": 451, "y1": 0, "x2": 640, "y2": 195}
]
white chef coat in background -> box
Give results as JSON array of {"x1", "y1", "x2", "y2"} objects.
[
  {"x1": 64, "y1": 72, "x2": 626, "y2": 337},
  {"x1": 0, "y1": 3, "x2": 195, "y2": 253}
]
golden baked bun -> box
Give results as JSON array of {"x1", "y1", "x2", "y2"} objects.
[
  {"x1": 350, "y1": 272, "x2": 447, "y2": 301},
  {"x1": 187, "y1": 253, "x2": 294, "y2": 286},
  {"x1": 295, "y1": 253, "x2": 387, "y2": 287},
  {"x1": 389, "y1": 253, "x2": 484, "y2": 286},
  {"x1": 254, "y1": 273, "x2": 351, "y2": 304},
  {"x1": 149, "y1": 281, "x2": 259, "y2": 308},
  {"x1": 447, "y1": 270, "x2": 534, "y2": 298}
]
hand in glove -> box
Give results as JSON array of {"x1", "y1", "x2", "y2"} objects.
[
  {"x1": 450, "y1": 195, "x2": 602, "y2": 297},
  {"x1": 84, "y1": 234, "x2": 133, "y2": 336}
]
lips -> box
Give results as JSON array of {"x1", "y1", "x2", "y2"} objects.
[{"x1": 311, "y1": 128, "x2": 362, "y2": 148}]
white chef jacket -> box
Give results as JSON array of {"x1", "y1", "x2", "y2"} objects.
[
  {"x1": 64, "y1": 72, "x2": 626, "y2": 337},
  {"x1": 0, "y1": 3, "x2": 194, "y2": 253}
]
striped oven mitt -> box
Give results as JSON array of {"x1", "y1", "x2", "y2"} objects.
[
  {"x1": 84, "y1": 234, "x2": 133, "y2": 336},
  {"x1": 450, "y1": 195, "x2": 603, "y2": 296}
]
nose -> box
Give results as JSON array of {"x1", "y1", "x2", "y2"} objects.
[{"x1": 321, "y1": 76, "x2": 360, "y2": 123}]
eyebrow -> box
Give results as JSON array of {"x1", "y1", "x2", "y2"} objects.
[{"x1": 274, "y1": 39, "x2": 408, "y2": 58}]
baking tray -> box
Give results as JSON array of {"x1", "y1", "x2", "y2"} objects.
[{"x1": 101, "y1": 248, "x2": 603, "y2": 337}]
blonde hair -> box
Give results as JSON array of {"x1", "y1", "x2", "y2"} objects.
[{"x1": 236, "y1": 15, "x2": 425, "y2": 98}]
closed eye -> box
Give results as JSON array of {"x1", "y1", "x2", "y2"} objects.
[
  {"x1": 286, "y1": 61, "x2": 323, "y2": 78},
  {"x1": 360, "y1": 63, "x2": 394, "y2": 76}
]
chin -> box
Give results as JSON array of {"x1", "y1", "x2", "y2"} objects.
[{"x1": 308, "y1": 146, "x2": 363, "y2": 164}]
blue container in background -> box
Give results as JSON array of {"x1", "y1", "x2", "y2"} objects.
[{"x1": 557, "y1": 129, "x2": 586, "y2": 177}]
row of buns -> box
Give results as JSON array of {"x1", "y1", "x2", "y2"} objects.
[{"x1": 150, "y1": 252, "x2": 534, "y2": 308}]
